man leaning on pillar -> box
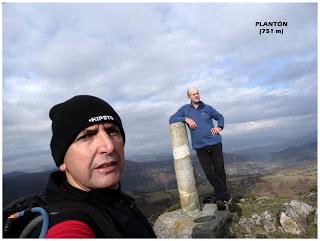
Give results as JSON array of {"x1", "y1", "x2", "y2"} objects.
[{"x1": 169, "y1": 87, "x2": 231, "y2": 210}]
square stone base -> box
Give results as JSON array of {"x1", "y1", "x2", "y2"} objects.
[{"x1": 153, "y1": 204, "x2": 232, "y2": 238}]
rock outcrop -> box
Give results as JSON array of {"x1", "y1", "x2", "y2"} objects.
[
  {"x1": 229, "y1": 196, "x2": 316, "y2": 238},
  {"x1": 233, "y1": 210, "x2": 282, "y2": 238},
  {"x1": 280, "y1": 200, "x2": 314, "y2": 235}
]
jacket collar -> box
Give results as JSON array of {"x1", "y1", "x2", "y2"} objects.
[
  {"x1": 189, "y1": 101, "x2": 204, "y2": 109},
  {"x1": 45, "y1": 170, "x2": 123, "y2": 205}
]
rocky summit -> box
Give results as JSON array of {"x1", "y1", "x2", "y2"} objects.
[{"x1": 228, "y1": 190, "x2": 317, "y2": 238}]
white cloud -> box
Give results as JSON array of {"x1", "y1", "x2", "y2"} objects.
[{"x1": 3, "y1": 3, "x2": 317, "y2": 173}]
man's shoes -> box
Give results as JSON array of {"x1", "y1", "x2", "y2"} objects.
[
  {"x1": 216, "y1": 200, "x2": 226, "y2": 210},
  {"x1": 216, "y1": 194, "x2": 242, "y2": 212},
  {"x1": 202, "y1": 193, "x2": 242, "y2": 211}
]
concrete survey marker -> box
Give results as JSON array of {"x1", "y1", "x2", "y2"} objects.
[{"x1": 153, "y1": 123, "x2": 231, "y2": 238}]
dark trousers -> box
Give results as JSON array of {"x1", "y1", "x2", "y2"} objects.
[{"x1": 196, "y1": 143, "x2": 230, "y2": 201}]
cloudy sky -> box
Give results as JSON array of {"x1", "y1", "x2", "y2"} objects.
[{"x1": 3, "y1": 3, "x2": 317, "y2": 173}]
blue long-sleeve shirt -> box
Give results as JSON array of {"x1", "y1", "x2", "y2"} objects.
[{"x1": 169, "y1": 101, "x2": 224, "y2": 149}]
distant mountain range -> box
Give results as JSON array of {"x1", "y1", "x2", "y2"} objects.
[{"x1": 3, "y1": 141, "x2": 317, "y2": 207}]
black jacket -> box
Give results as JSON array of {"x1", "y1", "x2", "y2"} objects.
[{"x1": 40, "y1": 171, "x2": 156, "y2": 238}]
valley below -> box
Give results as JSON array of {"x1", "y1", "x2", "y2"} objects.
[{"x1": 3, "y1": 141, "x2": 317, "y2": 237}]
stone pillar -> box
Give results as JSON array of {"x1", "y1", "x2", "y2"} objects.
[
  {"x1": 169, "y1": 122, "x2": 201, "y2": 212},
  {"x1": 153, "y1": 122, "x2": 231, "y2": 238}
]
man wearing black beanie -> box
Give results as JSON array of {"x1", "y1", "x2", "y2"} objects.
[{"x1": 32, "y1": 95, "x2": 156, "y2": 238}]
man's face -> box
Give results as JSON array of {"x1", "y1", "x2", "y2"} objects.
[
  {"x1": 60, "y1": 123, "x2": 125, "y2": 191},
  {"x1": 188, "y1": 88, "x2": 200, "y2": 104}
]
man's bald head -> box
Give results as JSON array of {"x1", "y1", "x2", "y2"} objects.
[
  {"x1": 187, "y1": 87, "x2": 201, "y2": 105},
  {"x1": 187, "y1": 87, "x2": 199, "y2": 97}
]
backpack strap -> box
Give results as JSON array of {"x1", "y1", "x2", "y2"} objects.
[
  {"x1": 3, "y1": 194, "x2": 47, "y2": 238},
  {"x1": 4, "y1": 194, "x2": 122, "y2": 238},
  {"x1": 4, "y1": 193, "x2": 46, "y2": 215},
  {"x1": 47, "y1": 201, "x2": 122, "y2": 238}
]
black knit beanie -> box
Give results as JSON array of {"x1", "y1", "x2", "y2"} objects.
[{"x1": 49, "y1": 95, "x2": 125, "y2": 167}]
